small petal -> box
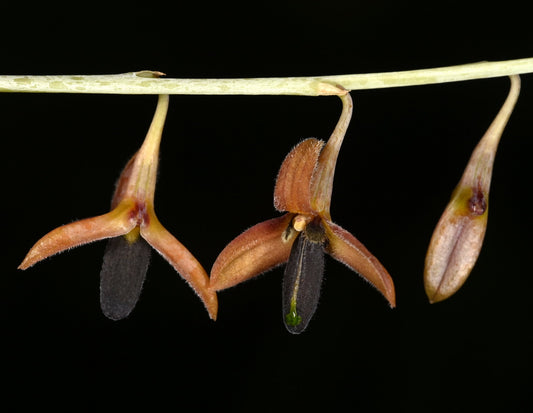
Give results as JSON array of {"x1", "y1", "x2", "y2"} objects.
[
  {"x1": 274, "y1": 138, "x2": 324, "y2": 214},
  {"x1": 210, "y1": 214, "x2": 297, "y2": 292},
  {"x1": 424, "y1": 191, "x2": 488, "y2": 303},
  {"x1": 325, "y1": 221, "x2": 396, "y2": 307},
  {"x1": 140, "y1": 210, "x2": 218, "y2": 320},
  {"x1": 18, "y1": 200, "x2": 136, "y2": 270},
  {"x1": 110, "y1": 153, "x2": 137, "y2": 209},
  {"x1": 100, "y1": 235, "x2": 152, "y2": 320},
  {"x1": 283, "y1": 219, "x2": 326, "y2": 334}
]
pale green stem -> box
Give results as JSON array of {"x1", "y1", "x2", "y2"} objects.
[
  {"x1": 460, "y1": 75, "x2": 521, "y2": 193},
  {"x1": 125, "y1": 94, "x2": 169, "y2": 205},
  {"x1": 0, "y1": 58, "x2": 532, "y2": 96}
]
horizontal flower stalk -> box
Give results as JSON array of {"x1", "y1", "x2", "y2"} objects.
[{"x1": 0, "y1": 58, "x2": 532, "y2": 96}]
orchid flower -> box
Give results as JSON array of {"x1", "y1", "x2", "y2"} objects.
[
  {"x1": 19, "y1": 95, "x2": 218, "y2": 320},
  {"x1": 424, "y1": 75, "x2": 521, "y2": 303},
  {"x1": 210, "y1": 92, "x2": 395, "y2": 333}
]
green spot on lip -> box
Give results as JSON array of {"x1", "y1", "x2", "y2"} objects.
[{"x1": 285, "y1": 307, "x2": 302, "y2": 326}]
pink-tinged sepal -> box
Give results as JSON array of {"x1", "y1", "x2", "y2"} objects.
[
  {"x1": 424, "y1": 188, "x2": 488, "y2": 303},
  {"x1": 210, "y1": 214, "x2": 297, "y2": 292},
  {"x1": 274, "y1": 138, "x2": 324, "y2": 214},
  {"x1": 325, "y1": 221, "x2": 396, "y2": 308}
]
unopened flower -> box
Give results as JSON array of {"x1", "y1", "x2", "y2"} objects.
[
  {"x1": 210, "y1": 92, "x2": 395, "y2": 333},
  {"x1": 424, "y1": 75, "x2": 520, "y2": 303},
  {"x1": 19, "y1": 95, "x2": 218, "y2": 320}
]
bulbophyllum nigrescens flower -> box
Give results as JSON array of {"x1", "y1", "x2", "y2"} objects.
[
  {"x1": 19, "y1": 95, "x2": 218, "y2": 320},
  {"x1": 210, "y1": 92, "x2": 395, "y2": 334},
  {"x1": 424, "y1": 75, "x2": 520, "y2": 303}
]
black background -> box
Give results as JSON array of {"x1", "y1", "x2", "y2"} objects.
[{"x1": 1, "y1": 1, "x2": 531, "y2": 411}]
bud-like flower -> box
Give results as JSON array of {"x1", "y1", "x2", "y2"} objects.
[
  {"x1": 19, "y1": 95, "x2": 218, "y2": 320},
  {"x1": 424, "y1": 76, "x2": 520, "y2": 303}
]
